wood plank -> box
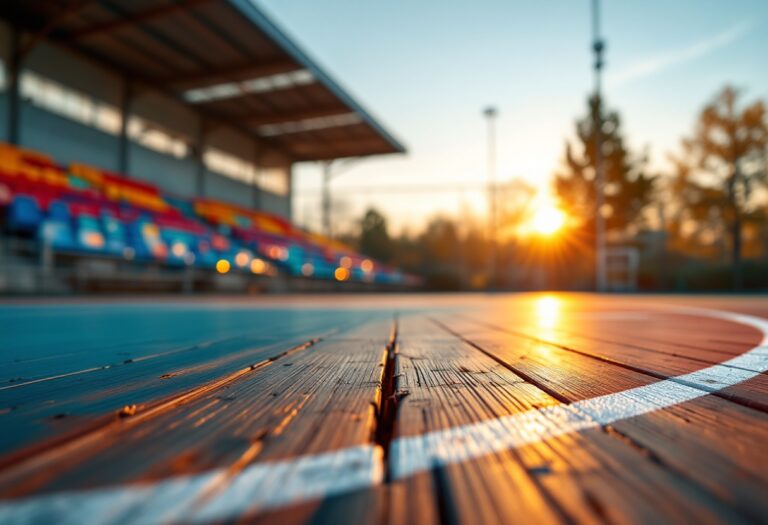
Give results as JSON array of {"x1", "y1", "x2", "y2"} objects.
[
  {"x1": 389, "y1": 316, "x2": 563, "y2": 525},
  {"x1": 430, "y1": 314, "x2": 768, "y2": 521},
  {"x1": 0, "y1": 306, "x2": 380, "y2": 381},
  {"x1": 389, "y1": 315, "x2": 754, "y2": 524},
  {"x1": 0, "y1": 336, "x2": 312, "y2": 459},
  {"x1": 0, "y1": 319, "x2": 394, "y2": 524},
  {"x1": 0, "y1": 309, "x2": 390, "y2": 458},
  {"x1": 448, "y1": 311, "x2": 768, "y2": 411}
]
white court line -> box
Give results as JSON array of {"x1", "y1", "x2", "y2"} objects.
[{"x1": 0, "y1": 307, "x2": 766, "y2": 525}]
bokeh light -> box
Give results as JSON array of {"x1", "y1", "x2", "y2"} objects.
[
  {"x1": 216, "y1": 259, "x2": 230, "y2": 274},
  {"x1": 250, "y1": 258, "x2": 266, "y2": 274},
  {"x1": 334, "y1": 267, "x2": 350, "y2": 281}
]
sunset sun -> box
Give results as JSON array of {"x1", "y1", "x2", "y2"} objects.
[{"x1": 531, "y1": 205, "x2": 566, "y2": 236}]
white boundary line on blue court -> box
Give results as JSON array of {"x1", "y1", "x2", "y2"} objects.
[{"x1": 0, "y1": 306, "x2": 766, "y2": 525}]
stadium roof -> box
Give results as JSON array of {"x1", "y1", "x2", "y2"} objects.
[{"x1": 0, "y1": 0, "x2": 405, "y2": 162}]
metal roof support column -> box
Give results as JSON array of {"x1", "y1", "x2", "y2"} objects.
[
  {"x1": 319, "y1": 158, "x2": 359, "y2": 237},
  {"x1": 117, "y1": 79, "x2": 133, "y2": 175},
  {"x1": 321, "y1": 160, "x2": 333, "y2": 238},
  {"x1": 7, "y1": 26, "x2": 21, "y2": 145},
  {"x1": 252, "y1": 142, "x2": 262, "y2": 211},
  {"x1": 286, "y1": 163, "x2": 293, "y2": 222},
  {"x1": 483, "y1": 106, "x2": 498, "y2": 290},
  {"x1": 6, "y1": 3, "x2": 92, "y2": 145},
  {"x1": 195, "y1": 120, "x2": 207, "y2": 196},
  {"x1": 592, "y1": 0, "x2": 607, "y2": 292}
]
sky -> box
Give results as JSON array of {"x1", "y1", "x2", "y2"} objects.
[{"x1": 256, "y1": 0, "x2": 768, "y2": 234}]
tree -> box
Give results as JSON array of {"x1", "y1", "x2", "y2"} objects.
[
  {"x1": 555, "y1": 95, "x2": 656, "y2": 240},
  {"x1": 419, "y1": 216, "x2": 462, "y2": 289},
  {"x1": 420, "y1": 217, "x2": 460, "y2": 268},
  {"x1": 358, "y1": 208, "x2": 392, "y2": 262},
  {"x1": 495, "y1": 179, "x2": 536, "y2": 240},
  {"x1": 672, "y1": 86, "x2": 767, "y2": 289}
]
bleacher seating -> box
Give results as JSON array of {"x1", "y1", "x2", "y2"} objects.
[{"x1": 0, "y1": 142, "x2": 411, "y2": 286}]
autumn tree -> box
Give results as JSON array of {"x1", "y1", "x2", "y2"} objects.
[
  {"x1": 555, "y1": 95, "x2": 656, "y2": 240},
  {"x1": 495, "y1": 179, "x2": 536, "y2": 240},
  {"x1": 358, "y1": 208, "x2": 392, "y2": 263},
  {"x1": 671, "y1": 86, "x2": 767, "y2": 289},
  {"x1": 420, "y1": 217, "x2": 461, "y2": 269}
]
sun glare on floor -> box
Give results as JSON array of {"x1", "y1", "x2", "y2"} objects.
[{"x1": 534, "y1": 295, "x2": 561, "y2": 330}]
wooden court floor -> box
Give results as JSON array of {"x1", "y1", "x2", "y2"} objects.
[{"x1": 0, "y1": 293, "x2": 766, "y2": 524}]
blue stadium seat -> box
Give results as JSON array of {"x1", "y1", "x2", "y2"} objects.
[
  {"x1": 38, "y1": 220, "x2": 77, "y2": 251},
  {"x1": 164, "y1": 196, "x2": 196, "y2": 219},
  {"x1": 315, "y1": 262, "x2": 331, "y2": 280},
  {"x1": 162, "y1": 229, "x2": 196, "y2": 267},
  {"x1": 130, "y1": 220, "x2": 168, "y2": 261},
  {"x1": 8, "y1": 195, "x2": 43, "y2": 233},
  {"x1": 102, "y1": 215, "x2": 128, "y2": 256},
  {"x1": 124, "y1": 222, "x2": 153, "y2": 261},
  {"x1": 47, "y1": 200, "x2": 71, "y2": 223},
  {"x1": 191, "y1": 237, "x2": 217, "y2": 269},
  {"x1": 75, "y1": 215, "x2": 107, "y2": 253}
]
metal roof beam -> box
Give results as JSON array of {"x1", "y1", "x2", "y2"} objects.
[
  {"x1": 18, "y1": 0, "x2": 96, "y2": 58},
  {"x1": 292, "y1": 138, "x2": 391, "y2": 161},
  {"x1": 67, "y1": 0, "x2": 216, "y2": 39},
  {"x1": 243, "y1": 106, "x2": 350, "y2": 127},
  {"x1": 296, "y1": 149, "x2": 392, "y2": 162},
  {"x1": 161, "y1": 59, "x2": 300, "y2": 89}
]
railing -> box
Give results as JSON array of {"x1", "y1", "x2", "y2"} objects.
[
  {"x1": 0, "y1": 236, "x2": 417, "y2": 295},
  {"x1": 0, "y1": 236, "x2": 263, "y2": 294}
]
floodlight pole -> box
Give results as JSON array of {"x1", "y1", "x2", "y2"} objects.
[
  {"x1": 7, "y1": 26, "x2": 21, "y2": 145},
  {"x1": 320, "y1": 157, "x2": 362, "y2": 238},
  {"x1": 117, "y1": 78, "x2": 133, "y2": 175},
  {"x1": 592, "y1": 0, "x2": 607, "y2": 292},
  {"x1": 484, "y1": 106, "x2": 498, "y2": 289},
  {"x1": 321, "y1": 161, "x2": 333, "y2": 237}
]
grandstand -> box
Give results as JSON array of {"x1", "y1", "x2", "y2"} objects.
[{"x1": 0, "y1": 1, "x2": 410, "y2": 293}]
